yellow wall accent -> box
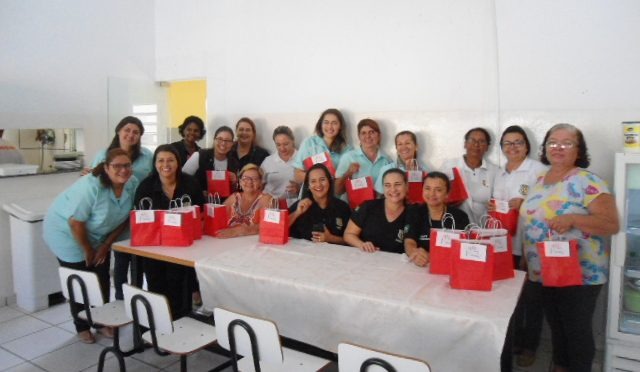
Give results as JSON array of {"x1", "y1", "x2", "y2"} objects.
[{"x1": 168, "y1": 80, "x2": 206, "y2": 128}]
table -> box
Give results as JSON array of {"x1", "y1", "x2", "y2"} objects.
[{"x1": 114, "y1": 236, "x2": 524, "y2": 372}]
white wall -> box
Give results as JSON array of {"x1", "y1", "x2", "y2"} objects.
[
  {"x1": 155, "y1": 0, "x2": 640, "y2": 185},
  {"x1": 0, "y1": 0, "x2": 156, "y2": 304}
]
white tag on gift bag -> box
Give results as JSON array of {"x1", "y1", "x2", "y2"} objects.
[
  {"x1": 135, "y1": 210, "x2": 155, "y2": 223},
  {"x1": 350, "y1": 177, "x2": 368, "y2": 190},
  {"x1": 494, "y1": 199, "x2": 510, "y2": 214},
  {"x1": 436, "y1": 231, "x2": 460, "y2": 248},
  {"x1": 206, "y1": 205, "x2": 216, "y2": 217},
  {"x1": 212, "y1": 170, "x2": 226, "y2": 180},
  {"x1": 164, "y1": 213, "x2": 182, "y2": 227},
  {"x1": 264, "y1": 209, "x2": 281, "y2": 224},
  {"x1": 490, "y1": 235, "x2": 508, "y2": 253},
  {"x1": 461, "y1": 243, "x2": 487, "y2": 262},
  {"x1": 544, "y1": 241, "x2": 570, "y2": 257},
  {"x1": 407, "y1": 170, "x2": 422, "y2": 183},
  {"x1": 311, "y1": 152, "x2": 327, "y2": 164}
]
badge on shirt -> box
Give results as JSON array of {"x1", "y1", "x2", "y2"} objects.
[
  {"x1": 336, "y1": 218, "x2": 343, "y2": 230},
  {"x1": 396, "y1": 228, "x2": 406, "y2": 243},
  {"x1": 519, "y1": 184, "x2": 529, "y2": 196}
]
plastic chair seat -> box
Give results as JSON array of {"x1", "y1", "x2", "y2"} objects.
[
  {"x1": 236, "y1": 347, "x2": 331, "y2": 372},
  {"x1": 141, "y1": 317, "x2": 217, "y2": 355},
  {"x1": 78, "y1": 300, "x2": 132, "y2": 328}
]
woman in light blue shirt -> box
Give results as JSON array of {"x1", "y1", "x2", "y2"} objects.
[
  {"x1": 44, "y1": 148, "x2": 138, "y2": 344},
  {"x1": 292, "y1": 108, "x2": 352, "y2": 184}
]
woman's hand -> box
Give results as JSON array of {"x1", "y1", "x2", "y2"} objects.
[
  {"x1": 487, "y1": 201, "x2": 496, "y2": 212},
  {"x1": 295, "y1": 198, "x2": 313, "y2": 215},
  {"x1": 409, "y1": 247, "x2": 429, "y2": 267},
  {"x1": 311, "y1": 226, "x2": 330, "y2": 243},
  {"x1": 84, "y1": 249, "x2": 95, "y2": 267},
  {"x1": 508, "y1": 197, "x2": 523, "y2": 211},
  {"x1": 80, "y1": 167, "x2": 92, "y2": 176},
  {"x1": 346, "y1": 163, "x2": 360, "y2": 178},
  {"x1": 93, "y1": 244, "x2": 110, "y2": 266},
  {"x1": 548, "y1": 214, "x2": 575, "y2": 235},
  {"x1": 359, "y1": 241, "x2": 379, "y2": 253}
]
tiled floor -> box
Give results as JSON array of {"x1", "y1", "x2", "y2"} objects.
[
  {"x1": 0, "y1": 302, "x2": 604, "y2": 372},
  {"x1": 0, "y1": 303, "x2": 232, "y2": 372}
]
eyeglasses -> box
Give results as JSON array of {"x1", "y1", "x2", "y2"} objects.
[
  {"x1": 546, "y1": 141, "x2": 576, "y2": 150},
  {"x1": 501, "y1": 140, "x2": 525, "y2": 148},
  {"x1": 109, "y1": 163, "x2": 132, "y2": 171},
  {"x1": 215, "y1": 137, "x2": 234, "y2": 144},
  {"x1": 240, "y1": 176, "x2": 260, "y2": 183},
  {"x1": 466, "y1": 139, "x2": 488, "y2": 146}
]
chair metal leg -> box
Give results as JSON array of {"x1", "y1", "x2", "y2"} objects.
[
  {"x1": 97, "y1": 347, "x2": 126, "y2": 372},
  {"x1": 180, "y1": 355, "x2": 187, "y2": 372}
]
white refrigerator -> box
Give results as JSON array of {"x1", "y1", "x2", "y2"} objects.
[{"x1": 605, "y1": 152, "x2": 640, "y2": 371}]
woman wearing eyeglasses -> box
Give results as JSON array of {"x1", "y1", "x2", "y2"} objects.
[
  {"x1": 441, "y1": 127, "x2": 498, "y2": 224},
  {"x1": 490, "y1": 125, "x2": 547, "y2": 367},
  {"x1": 217, "y1": 163, "x2": 273, "y2": 238},
  {"x1": 521, "y1": 123, "x2": 618, "y2": 372},
  {"x1": 183, "y1": 125, "x2": 240, "y2": 198},
  {"x1": 43, "y1": 149, "x2": 138, "y2": 344}
]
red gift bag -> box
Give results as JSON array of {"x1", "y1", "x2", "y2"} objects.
[
  {"x1": 450, "y1": 239, "x2": 494, "y2": 291},
  {"x1": 160, "y1": 211, "x2": 194, "y2": 247},
  {"x1": 488, "y1": 199, "x2": 519, "y2": 236},
  {"x1": 473, "y1": 227, "x2": 514, "y2": 280},
  {"x1": 258, "y1": 204, "x2": 289, "y2": 245},
  {"x1": 406, "y1": 160, "x2": 425, "y2": 204},
  {"x1": 537, "y1": 239, "x2": 582, "y2": 287},
  {"x1": 303, "y1": 151, "x2": 336, "y2": 177},
  {"x1": 429, "y1": 228, "x2": 465, "y2": 275},
  {"x1": 130, "y1": 197, "x2": 161, "y2": 246},
  {"x1": 346, "y1": 176, "x2": 375, "y2": 210},
  {"x1": 179, "y1": 195, "x2": 202, "y2": 240},
  {"x1": 206, "y1": 170, "x2": 233, "y2": 197},
  {"x1": 203, "y1": 194, "x2": 229, "y2": 236},
  {"x1": 446, "y1": 167, "x2": 469, "y2": 205}
]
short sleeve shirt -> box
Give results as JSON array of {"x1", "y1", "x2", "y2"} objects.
[
  {"x1": 405, "y1": 204, "x2": 469, "y2": 249},
  {"x1": 43, "y1": 174, "x2": 139, "y2": 263},
  {"x1": 520, "y1": 168, "x2": 611, "y2": 284},
  {"x1": 288, "y1": 197, "x2": 351, "y2": 241},
  {"x1": 349, "y1": 199, "x2": 408, "y2": 254},
  {"x1": 261, "y1": 150, "x2": 297, "y2": 198}
]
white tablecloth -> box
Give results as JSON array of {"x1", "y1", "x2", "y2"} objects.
[{"x1": 194, "y1": 237, "x2": 525, "y2": 372}]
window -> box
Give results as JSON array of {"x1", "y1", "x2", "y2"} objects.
[{"x1": 133, "y1": 104, "x2": 158, "y2": 151}]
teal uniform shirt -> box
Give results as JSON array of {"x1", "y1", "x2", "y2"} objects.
[
  {"x1": 336, "y1": 147, "x2": 392, "y2": 188},
  {"x1": 292, "y1": 135, "x2": 352, "y2": 172},
  {"x1": 43, "y1": 174, "x2": 139, "y2": 263},
  {"x1": 92, "y1": 147, "x2": 153, "y2": 183}
]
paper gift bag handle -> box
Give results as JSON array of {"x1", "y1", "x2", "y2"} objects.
[
  {"x1": 169, "y1": 199, "x2": 181, "y2": 211},
  {"x1": 268, "y1": 197, "x2": 279, "y2": 210},
  {"x1": 442, "y1": 212, "x2": 456, "y2": 231},
  {"x1": 464, "y1": 223, "x2": 481, "y2": 239},
  {"x1": 137, "y1": 197, "x2": 153, "y2": 210},
  {"x1": 486, "y1": 217, "x2": 502, "y2": 230},
  {"x1": 207, "y1": 192, "x2": 221, "y2": 205},
  {"x1": 407, "y1": 158, "x2": 419, "y2": 171},
  {"x1": 180, "y1": 194, "x2": 192, "y2": 207}
]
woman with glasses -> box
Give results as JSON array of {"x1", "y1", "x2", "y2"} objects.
[
  {"x1": 521, "y1": 123, "x2": 619, "y2": 372},
  {"x1": 335, "y1": 118, "x2": 392, "y2": 198},
  {"x1": 170, "y1": 115, "x2": 206, "y2": 166},
  {"x1": 43, "y1": 149, "x2": 138, "y2": 344},
  {"x1": 289, "y1": 163, "x2": 351, "y2": 244},
  {"x1": 441, "y1": 127, "x2": 498, "y2": 224},
  {"x1": 134, "y1": 144, "x2": 204, "y2": 319},
  {"x1": 183, "y1": 125, "x2": 240, "y2": 198},
  {"x1": 490, "y1": 125, "x2": 547, "y2": 367},
  {"x1": 217, "y1": 163, "x2": 273, "y2": 238}
]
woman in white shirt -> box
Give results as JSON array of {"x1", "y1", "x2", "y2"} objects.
[
  {"x1": 261, "y1": 126, "x2": 300, "y2": 201},
  {"x1": 491, "y1": 125, "x2": 547, "y2": 368},
  {"x1": 441, "y1": 127, "x2": 498, "y2": 224}
]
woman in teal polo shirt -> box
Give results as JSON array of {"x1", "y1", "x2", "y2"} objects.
[{"x1": 44, "y1": 148, "x2": 138, "y2": 344}]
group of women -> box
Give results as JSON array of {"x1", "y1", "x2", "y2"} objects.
[{"x1": 43, "y1": 108, "x2": 619, "y2": 372}]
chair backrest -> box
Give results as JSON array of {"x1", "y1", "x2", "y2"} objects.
[
  {"x1": 122, "y1": 284, "x2": 173, "y2": 334},
  {"x1": 338, "y1": 343, "x2": 431, "y2": 372},
  {"x1": 58, "y1": 267, "x2": 105, "y2": 307},
  {"x1": 214, "y1": 308, "x2": 284, "y2": 366}
]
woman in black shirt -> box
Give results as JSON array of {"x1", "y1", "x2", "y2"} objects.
[
  {"x1": 344, "y1": 168, "x2": 408, "y2": 254},
  {"x1": 134, "y1": 144, "x2": 205, "y2": 319},
  {"x1": 288, "y1": 163, "x2": 350, "y2": 244},
  {"x1": 169, "y1": 115, "x2": 206, "y2": 166},
  {"x1": 404, "y1": 171, "x2": 470, "y2": 267}
]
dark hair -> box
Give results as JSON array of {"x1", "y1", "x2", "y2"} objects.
[
  {"x1": 236, "y1": 117, "x2": 257, "y2": 147},
  {"x1": 395, "y1": 130, "x2": 419, "y2": 164},
  {"x1": 178, "y1": 116, "x2": 206, "y2": 140},
  {"x1": 272, "y1": 126, "x2": 295, "y2": 142},
  {"x1": 424, "y1": 171, "x2": 451, "y2": 193},
  {"x1": 92, "y1": 148, "x2": 130, "y2": 187},
  {"x1": 500, "y1": 125, "x2": 531, "y2": 156},
  {"x1": 464, "y1": 127, "x2": 491, "y2": 146},
  {"x1": 540, "y1": 123, "x2": 590, "y2": 168},
  {"x1": 382, "y1": 167, "x2": 408, "y2": 184},
  {"x1": 214, "y1": 125, "x2": 234, "y2": 140},
  {"x1": 302, "y1": 163, "x2": 335, "y2": 200},
  {"x1": 108, "y1": 116, "x2": 144, "y2": 162},
  {"x1": 150, "y1": 144, "x2": 182, "y2": 179},
  {"x1": 314, "y1": 108, "x2": 348, "y2": 153},
  {"x1": 357, "y1": 118, "x2": 381, "y2": 134}
]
